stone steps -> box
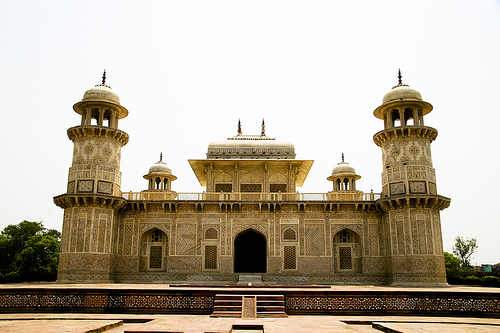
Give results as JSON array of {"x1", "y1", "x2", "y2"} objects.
[{"x1": 211, "y1": 294, "x2": 287, "y2": 318}]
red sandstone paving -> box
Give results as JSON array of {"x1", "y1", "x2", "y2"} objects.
[{"x1": 0, "y1": 314, "x2": 499, "y2": 333}]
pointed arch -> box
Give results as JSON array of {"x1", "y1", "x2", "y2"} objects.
[
  {"x1": 139, "y1": 228, "x2": 168, "y2": 272},
  {"x1": 234, "y1": 228, "x2": 267, "y2": 273},
  {"x1": 333, "y1": 228, "x2": 361, "y2": 272}
]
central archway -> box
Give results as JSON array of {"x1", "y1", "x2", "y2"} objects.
[{"x1": 234, "y1": 229, "x2": 267, "y2": 273}]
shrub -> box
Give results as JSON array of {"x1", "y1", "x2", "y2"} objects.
[
  {"x1": 481, "y1": 276, "x2": 500, "y2": 287},
  {"x1": 3, "y1": 271, "x2": 21, "y2": 283},
  {"x1": 463, "y1": 275, "x2": 481, "y2": 285}
]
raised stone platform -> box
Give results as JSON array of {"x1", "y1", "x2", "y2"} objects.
[{"x1": 0, "y1": 283, "x2": 498, "y2": 318}]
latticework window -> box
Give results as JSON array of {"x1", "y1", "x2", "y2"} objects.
[
  {"x1": 270, "y1": 184, "x2": 287, "y2": 192},
  {"x1": 283, "y1": 228, "x2": 297, "y2": 241},
  {"x1": 151, "y1": 229, "x2": 162, "y2": 242},
  {"x1": 283, "y1": 245, "x2": 297, "y2": 270},
  {"x1": 215, "y1": 183, "x2": 232, "y2": 192},
  {"x1": 204, "y1": 245, "x2": 218, "y2": 270},
  {"x1": 339, "y1": 246, "x2": 352, "y2": 270},
  {"x1": 149, "y1": 245, "x2": 163, "y2": 269},
  {"x1": 240, "y1": 184, "x2": 262, "y2": 192},
  {"x1": 338, "y1": 229, "x2": 352, "y2": 243},
  {"x1": 205, "y1": 227, "x2": 218, "y2": 240}
]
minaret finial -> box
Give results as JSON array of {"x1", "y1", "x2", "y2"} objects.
[
  {"x1": 392, "y1": 69, "x2": 408, "y2": 89},
  {"x1": 261, "y1": 119, "x2": 265, "y2": 136},
  {"x1": 237, "y1": 119, "x2": 242, "y2": 135},
  {"x1": 342, "y1": 153, "x2": 344, "y2": 162},
  {"x1": 160, "y1": 152, "x2": 163, "y2": 162},
  {"x1": 102, "y1": 69, "x2": 107, "y2": 85}
]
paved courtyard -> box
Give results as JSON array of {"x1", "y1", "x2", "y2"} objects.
[
  {"x1": 1, "y1": 313, "x2": 500, "y2": 333},
  {"x1": 0, "y1": 283, "x2": 498, "y2": 332}
]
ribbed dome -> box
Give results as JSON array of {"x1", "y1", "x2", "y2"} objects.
[
  {"x1": 207, "y1": 133, "x2": 296, "y2": 159},
  {"x1": 73, "y1": 72, "x2": 129, "y2": 119},
  {"x1": 331, "y1": 162, "x2": 356, "y2": 176},
  {"x1": 327, "y1": 157, "x2": 361, "y2": 182},
  {"x1": 82, "y1": 84, "x2": 121, "y2": 105},
  {"x1": 148, "y1": 160, "x2": 172, "y2": 175},
  {"x1": 208, "y1": 137, "x2": 294, "y2": 150},
  {"x1": 383, "y1": 84, "x2": 422, "y2": 104},
  {"x1": 373, "y1": 72, "x2": 433, "y2": 120}
]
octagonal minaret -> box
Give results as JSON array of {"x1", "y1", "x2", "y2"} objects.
[
  {"x1": 373, "y1": 71, "x2": 450, "y2": 286},
  {"x1": 54, "y1": 71, "x2": 129, "y2": 282}
]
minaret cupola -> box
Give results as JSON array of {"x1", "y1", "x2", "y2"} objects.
[
  {"x1": 327, "y1": 154, "x2": 361, "y2": 192},
  {"x1": 144, "y1": 153, "x2": 177, "y2": 191},
  {"x1": 73, "y1": 70, "x2": 128, "y2": 129},
  {"x1": 374, "y1": 69, "x2": 432, "y2": 130}
]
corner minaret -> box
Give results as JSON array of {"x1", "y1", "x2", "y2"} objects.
[
  {"x1": 54, "y1": 72, "x2": 129, "y2": 282},
  {"x1": 373, "y1": 71, "x2": 450, "y2": 285}
]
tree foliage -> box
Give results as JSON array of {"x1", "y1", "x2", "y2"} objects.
[
  {"x1": 18, "y1": 234, "x2": 60, "y2": 281},
  {"x1": 444, "y1": 252, "x2": 461, "y2": 279},
  {"x1": 0, "y1": 221, "x2": 60, "y2": 282},
  {"x1": 452, "y1": 236, "x2": 478, "y2": 268}
]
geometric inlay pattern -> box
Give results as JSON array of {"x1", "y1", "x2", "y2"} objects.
[
  {"x1": 285, "y1": 294, "x2": 500, "y2": 315},
  {"x1": 77, "y1": 180, "x2": 94, "y2": 193},
  {"x1": 339, "y1": 246, "x2": 352, "y2": 270},
  {"x1": 390, "y1": 183, "x2": 405, "y2": 195},
  {"x1": 409, "y1": 181, "x2": 426, "y2": 194},
  {"x1": 283, "y1": 245, "x2": 296, "y2": 270},
  {"x1": 204, "y1": 245, "x2": 217, "y2": 270},
  {"x1": 97, "y1": 181, "x2": 113, "y2": 194}
]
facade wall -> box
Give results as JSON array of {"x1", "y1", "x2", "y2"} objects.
[{"x1": 111, "y1": 203, "x2": 387, "y2": 284}]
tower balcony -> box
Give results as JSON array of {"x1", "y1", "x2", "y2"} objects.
[
  {"x1": 373, "y1": 126, "x2": 437, "y2": 147},
  {"x1": 67, "y1": 125, "x2": 129, "y2": 145}
]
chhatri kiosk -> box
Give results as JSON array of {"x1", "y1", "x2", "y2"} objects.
[{"x1": 54, "y1": 72, "x2": 450, "y2": 286}]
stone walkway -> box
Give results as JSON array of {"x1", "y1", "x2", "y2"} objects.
[
  {"x1": 0, "y1": 283, "x2": 499, "y2": 332},
  {"x1": 0, "y1": 313, "x2": 499, "y2": 333}
]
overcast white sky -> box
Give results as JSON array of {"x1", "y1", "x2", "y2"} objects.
[{"x1": 1, "y1": 1, "x2": 499, "y2": 265}]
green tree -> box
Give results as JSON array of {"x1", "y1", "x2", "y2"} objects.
[
  {"x1": 444, "y1": 252, "x2": 461, "y2": 279},
  {"x1": 0, "y1": 221, "x2": 61, "y2": 282},
  {"x1": 452, "y1": 236, "x2": 478, "y2": 268},
  {"x1": 18, "y1": 234, "x2": 60, "y2": 281},
  {"x1": 0, "y1": 234, "x2": 13, "y2": 274},
  {"x1": 3, "y1": 221, "x2": 45, "y2": 253}
]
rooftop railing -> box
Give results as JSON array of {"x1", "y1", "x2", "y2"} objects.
[{"x1": 121, "y1": 191, "x2": 381, "y2": 202}]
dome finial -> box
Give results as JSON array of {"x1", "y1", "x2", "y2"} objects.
[
  {"x1": 160, "y1": 152, "x2": 163, "y2": 162},
  {"x1": 96, "y1": 69, "x2": 111, "y2": 88},
  {"x1": 261, "y1": 119, "x2": 266, "y2": 136},
  {"x1": 342, "y1": 152, "x2": 344, "y2": 162},
  {"x1": 237, "y1": 119, "x2": 242, "y2": 135},
  {"x1": 392, "y1": 69, "x2": 408, "y2": 89}
]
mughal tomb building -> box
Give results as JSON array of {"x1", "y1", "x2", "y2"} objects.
[{"x1": 54, "y1": 72, "x2": 451, "y2": 285}]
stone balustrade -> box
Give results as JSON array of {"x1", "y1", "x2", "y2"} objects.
[{"x1": 121, "y1": 191, "x2": 380, "y2": 202}]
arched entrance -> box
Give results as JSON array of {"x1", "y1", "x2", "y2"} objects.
[{"x1": 234, "y1": 229, "x2": 267, "y2": 273}]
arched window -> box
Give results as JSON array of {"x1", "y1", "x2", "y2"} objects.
[
  {"x1": 333, "y1": 229, "x2": 361, "y2": 272},
  {"x1": 391, "y1": 109, "x2": 401, "y2": 127},
  {"x1": 139, "y1": 228, "x2": 168, "y2": 272},
  {"x1": 205, "y1": 227, "x2": 218, "y2": 240},
  {"x1": 404, "y1": 108, "x2": 414, "y2": 126},
  {"x1": 90, "y1": 108, "x2": 99, "y2": 125},
  {"x1": 343, "y1": 178, "x2": 350, "y2": 190},
  {"x1": 283, "y1": 228, "x2": 297, "y2": 241},
  {"x1": 103, "y1": 109, "x2": 111, "y2": 127}
]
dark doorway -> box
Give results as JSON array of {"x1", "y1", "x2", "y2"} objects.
[{"x1": 234, "y1": 229, "x2": 267, "y2": 273}]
